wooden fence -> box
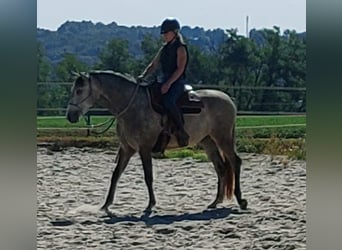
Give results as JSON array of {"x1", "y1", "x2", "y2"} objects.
[{"x1": 37, "y1": 82, "x2": 306, "y2": 116}]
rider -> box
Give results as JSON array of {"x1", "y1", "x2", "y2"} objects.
[{"x1": 138, "y1": 18, "x2": 190, "y2": 147}]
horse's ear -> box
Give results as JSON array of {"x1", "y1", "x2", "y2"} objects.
[
  {"x1": 71, "y1": 71, "x2": 80, "y2": 77},
  {"x1": 79, "y1": 72, "x2": 89, "y2": 80}
]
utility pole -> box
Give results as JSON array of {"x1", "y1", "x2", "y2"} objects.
[{"x1": 246, "y1": 15, "x2": 249, "y2": 38}]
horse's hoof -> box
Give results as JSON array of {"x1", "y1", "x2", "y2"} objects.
[
  {"x1": 207, "y1": 203, "x2": 217, "y2": 209},
  {"x1": 143, "y1": 208, "x2": 152, "y2": 216},
  {"x1": 105, "y1": 210, "x2": 115, "y2": 218},
  {"x1": 239, "y1": 199, "x2": 248, "y2": 210},
  {"x1": 100, "y1": 205, "x2": 113, "y2": 216},
  {"x1": 144, "y1": 207, "x2": 152, "y2": 212}
]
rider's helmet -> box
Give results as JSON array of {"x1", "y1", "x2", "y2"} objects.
[{"x1": 160, "y1": 19, "x2": 180, "y2": 34}]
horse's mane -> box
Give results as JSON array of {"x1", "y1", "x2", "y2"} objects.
[{"x1": 89, "y1": 70, "x2": 137, "y2": 84}]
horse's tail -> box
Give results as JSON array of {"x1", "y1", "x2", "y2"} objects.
[{"x1": 224, "y1": 160, "x2": 235, "y2": 200}]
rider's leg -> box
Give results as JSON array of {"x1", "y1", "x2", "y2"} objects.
[{"x1": 161, "y1": 81, "x2": 189, "y2": 147}]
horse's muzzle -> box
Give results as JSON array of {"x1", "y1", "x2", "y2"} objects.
[{"x1": 66, "y1": 110, "x2": 80, "y2": 123}]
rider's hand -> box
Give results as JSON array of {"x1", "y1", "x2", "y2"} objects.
[
  {"x1": 161, "y1": 83, "x2": 171, "y2": 94},
  {"x1": 137, "y1": 74, "x2": 145, "y2": 83}
]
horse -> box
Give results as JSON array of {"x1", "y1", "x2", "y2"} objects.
[{"x1": 66, "y1": 71, "x2": 247, "y2": 213}]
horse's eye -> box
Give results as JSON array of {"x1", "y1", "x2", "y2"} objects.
[{"x1": 76, "y1": 89, "x2": 82, "y2": 95}]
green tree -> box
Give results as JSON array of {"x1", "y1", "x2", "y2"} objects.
[
  {"x1": 37, "y1": 42, "x2": 51, "y2": 81},
  {"x1": 39, "y1": 53, "x2": 89, "y2": 115},
  {"x1": 281, "y1": 30, "x2": 306, "y2": 111},
  {"x1": 97, "y1": 38, "x2": 135, "y2": 74},
  {"x1": 55, "y1": 53, "x2": 89, "y2": 81},
  {"x1": 130, "y1": 34, "x2": 163, "y2": 77},
  {"x1": 37, "y1": 42, "x2": 53, "y2": 115},
  {"x1": 186, "y1": 44, "x2": 220, "y2": 85},
  {"x1": 258, "y1": 27, "x2": 291, "y2": 111},
  {"x1": 250, "y1": 26, "x2": 306, "y2": 112},
  {"x1": 140, "y1": 34, "x2": 163, "y2": 65},
  {"x1": 282, "y1": 30, "x2": 306, "y2": 88},
  {"x1": 218, "y1": 29, "x2": 263, "y2": 110}
]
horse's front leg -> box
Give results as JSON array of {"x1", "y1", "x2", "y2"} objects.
[
  {"x1": 139, "y1": 149, "x2": 156, "y2": 212},
  {"x1": 101, "y1": 146, "x2": 135, "y2": 214}
]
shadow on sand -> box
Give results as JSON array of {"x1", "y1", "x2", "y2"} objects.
[
  {"x1": 51, "y1": 207, "x2": 245, "y2": 227},
  {"x1": 104, "y1": 207, "x2": 233, "y2": 226}
]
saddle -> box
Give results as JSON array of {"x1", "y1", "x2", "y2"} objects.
[
  {"x1": 148, "y1": 82, "x2": 204, "y2": 115},
  {"x1": 147, "y1": 82, "x2": 204, "y2": 154}
]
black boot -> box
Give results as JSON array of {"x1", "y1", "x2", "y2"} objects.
[{"x1": 166, "y1": 106, "x2": 189, "y2": 147}]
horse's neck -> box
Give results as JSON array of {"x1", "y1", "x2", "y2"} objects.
[{"x1": 99, "y1": 77, "x2": 151, "y2": 117}]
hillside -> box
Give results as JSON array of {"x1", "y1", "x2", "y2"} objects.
[
  {"x1": 37, "y1": 21, "x2": 226, "y2": 66},
  {"x1": 37, "y1": 20, "x2": 306, "y2": 67}
]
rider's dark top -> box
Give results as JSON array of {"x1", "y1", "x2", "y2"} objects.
[{"x1": 159, "y1": 38, "x2": 188, "y2": 80}]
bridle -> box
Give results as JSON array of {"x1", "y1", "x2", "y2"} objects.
[{"x1": 68, "y1": 77, "x2": 93, "y2": 110}]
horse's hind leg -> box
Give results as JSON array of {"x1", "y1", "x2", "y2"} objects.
[
  {"x1": 199, "y1": 136, "x2": 226, "y2": 209},
  {"x1": 101, "y1": 146, "x2": 135, "y2": 213},
  {"x1": 211, "y1": 131, "x2": 248, "y2": 210},
  {"x1": 139, "y1": 148, "x2": 156, "y2": 212},
  {"x1": 233, "y1": 153, "x2": 247, "y2": 209}
]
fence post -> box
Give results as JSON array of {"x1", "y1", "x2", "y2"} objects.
[{"x1": 86, "y1": 113, "x2": 91, "y2": 136}]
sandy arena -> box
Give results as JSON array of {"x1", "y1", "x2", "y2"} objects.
[{"x1": 37, "y1": 146, "x2": 306, "y2": 249}]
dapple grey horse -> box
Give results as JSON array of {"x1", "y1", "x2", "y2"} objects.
[{"x1": 66, "y1": 71, "x2": 247, "y2": 213}]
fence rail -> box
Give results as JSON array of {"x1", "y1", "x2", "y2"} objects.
[
  {"x1": 37, "y1": 108, "x2": 305, "y2": 116},
  {"x1": 37, "y1": 82, "x2": 306, "y2": 116},
  {"x1": 37, "y1": 82, "x2": 306, "y2": 91}
]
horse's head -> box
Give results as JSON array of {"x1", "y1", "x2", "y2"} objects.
[{"x1": 66, "y1": 72, "x2": 96, "y2": 123}]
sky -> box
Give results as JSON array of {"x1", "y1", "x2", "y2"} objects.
[{"x1": 37, "y1": 0, "x2": 306, "y2": 35}]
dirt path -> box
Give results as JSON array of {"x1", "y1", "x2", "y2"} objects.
[{"x1": 37, "y1": 147, "x2": 306, "y2": 249}]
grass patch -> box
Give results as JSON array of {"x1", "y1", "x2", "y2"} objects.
[
  {"x1": 37, "y1": 134, "x2": 305, "y2": 160},
  {"x1": 236, "y1": 115, "x2": 305, "y2": 127},
  {"x1": 237, "y1": 136, "x2": 306, "y2": 160},
  {"x1": 164, "y1": 148, "x2": 208, "y2": 162},
  {"x1": 162, "y1": 136, "x2": 306, "y2": 161},
  {"x1": 37, "y1": 115, "x2": 306, "y2": 160},
  {"x1": 37, "y1": 115, "x2": 305, "y2": 129},
  {"x1": 237, "y1": 126, "x2": 306, "y2": 139},
  {"x1": 37, "y1": 116, "x2": 115, "y2": 128},
  {"x1": 37, "y1": 135, "x2": 119, "y2": 148}
]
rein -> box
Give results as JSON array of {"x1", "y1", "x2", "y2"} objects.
[
  {"x1": 84, "y1": 115, "x2": 115, "y2": 135},
  {"x1": 116, "y1": 80, "x2": 141, "y2": 118}
]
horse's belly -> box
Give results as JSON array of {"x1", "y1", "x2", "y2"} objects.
[{"x1": 166, "y1": 127, "x2": 207, "y2": 149}]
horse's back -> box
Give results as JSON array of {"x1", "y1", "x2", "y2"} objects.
[
  {"x1": 195, "y1": 89, "x2": 237, "y2": 116},
  {"x1": 178, "y1": 88, "x2": 237, "y2": 146}
]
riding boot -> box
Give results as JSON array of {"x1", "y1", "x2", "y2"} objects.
[{"x1": 167, "y1": 106, "x2": 189, "y2": 147}]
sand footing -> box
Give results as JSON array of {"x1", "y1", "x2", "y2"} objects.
[{"x1": 37, "y1": 147, "x2": 306, "y2": 249}]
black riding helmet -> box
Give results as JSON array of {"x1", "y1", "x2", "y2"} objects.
[{"x1": 160, "y1": 19, "x2": 180, "y2": 34}]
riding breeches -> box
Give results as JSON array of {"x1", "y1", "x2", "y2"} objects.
[{"x1": 161, "y1": 78, "x2": 186, "y2": 129}]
